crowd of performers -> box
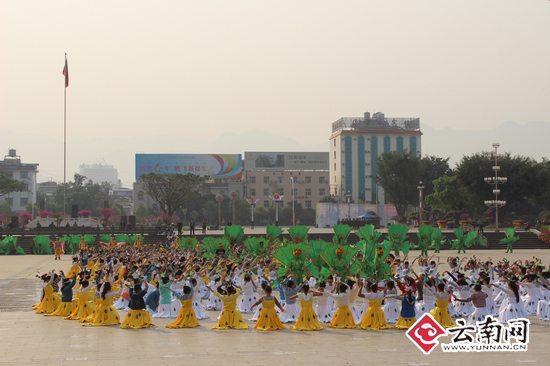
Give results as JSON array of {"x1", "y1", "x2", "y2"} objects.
[{"x1": 32, "y1": 225, "x2": 550, "y2": 332}]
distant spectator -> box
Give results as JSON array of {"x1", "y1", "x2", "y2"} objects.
[
  {"x1": 176, "y1": 221, "x2": 183, "y2": 235},
  {"x1": 202, "y1": 220, "x2": 207, "y2": 234},
  {"x1": 478, "y1": 219, "x2": 484, "y2": 233},
  {"x1": 189, "y1": 219, "x2": 195, "y2": 235},
  {"x1": 36, "y1": 221, "x2": 42, "y2": 232}
]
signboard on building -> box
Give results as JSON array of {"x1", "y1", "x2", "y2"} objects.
[
  {"x1": 244, "y1": 152, "x2": 329, "y2": 171},
  {"x1": 135, "y1": 154, "x2": 242, "y2": 179}
]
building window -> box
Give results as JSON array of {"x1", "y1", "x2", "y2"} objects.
[
  {"x1": 396, "y1": 136, "x2": 404, "y2": 154},
  {"x1": 249, "y1": 189, "x2": 256, "y2": 196},
  {"x1": 5, "y1": 198, "x2": 13, "y2": 206},
  {"x1": 334, "y1": 163, "x2": 336, "y2": 171},
  {"x1": 263, "y1": 188, "x2": 269, "y2": 196},
  {"x1": 249, "y1": 176, "x2": 256, "y2": 184},
  {"x1": 319, "y1": 176, "x2": 326, "y2": 184},
  {"x1": 292, "y1": 188, "x2": 298, "y2": 196},
  {"x1": 277, "y1": 177, "x2": 284, "y2": 184},
  {"x1": 333, "y1": 151, "x2": 336, "y2": 159},
  {"x1": 305, "y1": 176, "x2": 311, "y2": 184},
  {"x1": 410, "y1": 136, "x2": 417, "y2": 157},
  {"x1": 263, "y1": 177, "x2": 270, "y2": 184},
  {"x1": 305, "y1": 188, "x2": 311, "y2": 196},
  {"x1": 20, "y1": 198, "x2": 28, "y2": 206},
  {"x1": 138, "y1": 191, "x2": 144, "y2": 200},
  {"x1": 21, "y1": 171, "x2": 29, "y2": 179},
  {"x1": 334, "y1": 139, "x2": 336, "y2": 147},
  {"x1": 152, "y1": 204, "x2": 159, "y2": 212},
  {"x1": 263, "y1": 200, "x2": 269, "y2": 208},
  {"x1": 305, "y1": 200, "x2": 312, "y2": 209},
  {"x1": 319, "y1": 188, "x2": 326, "y2": 196},
  {"x1": 384, "y1": 136, "x2": 391, "y2": 153},
  {"x1": 279, "y1": 188, "x2": 284, "y2": 195}
]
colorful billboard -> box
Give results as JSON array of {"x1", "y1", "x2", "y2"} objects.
[
  {"x1": 135, "y1": 154, "x2": 242, "y2": 179},
  {"x1": 244, "y1": 152, "x2": 329, "y2": 171}
]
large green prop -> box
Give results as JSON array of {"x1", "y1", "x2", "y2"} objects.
[
  {"x1": 224, "y1": 225, "x2": 244, "y2": 245},
  {"x1": 178, "y1": 237, "x2": 199, "y2": 251},
  {"x1": 265, "y1": 224, "x2": 283, "y2": 245},
  {"x1": 129, "y1": 234, "x2": 143, "y2": 246},
  {"x1": 33, "y1": 235, "x2": 53, "y2": 254},
  {"x1": 288, "y1": 225, "x2": 309, "y2": 243},
  {"x1": 272, "y1": 242, "x2": 312, "y2": 281},
  {"x1": 201, "y1": 237, "x2": 231, "y2": 259},
  {"x1": 332, "y1": 224, "x2": 353, "y2": 246},
  {"x1": 430, "y1": 228, "x2": 446, "y2": 253},
  {"x1": 307, "y1": 240, "x2": 331, "y2": 280},
  {"x1": 385, "y1": 224, "x2": 410, "y2": 256},
  {"x1": 356, "y1": 224, "x2": 382, "y2": 245},
  {"x1": 355, "y1": 238, "x2": 392, "y2": 280},
  {"x1": 465, "y1": 231, "x2": 486, "y2": 249},
  {"x1": 321, "y1": 244, "x2": 358, "y2": 279},
  {"x1": 244, "y1": 236, "x2": 268, "y2": 258},
  {"x1": 0, "y1": 236, "x2": 25, "y2": 255},
  {"x1": 416, "y1": 225, "x2": 435, "y2": 256},
  {"x1": 500, "y1": 228, "x2": 519, "y2": 253},
  {"x1": 451, "y1": 228, "x2": 467, "y2": 253}
]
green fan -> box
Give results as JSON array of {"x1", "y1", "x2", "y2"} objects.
[
  {"x1": 356, "y1": 224, "x2": 382, "y2": 244},
  {"x1": 321, "y1": 244, "x2": 358, "y2": 279},
  {"x1": 244, "y1": 236, "x2": 268, "y2": 258},
  {"x1": 288, "y1": 225, "x2": 309, "y2": 244},
  {"x1": 307, "y1": 240, "x2": 331, "y2": 280},
  {"x1": 430, "y1": 228, "x2": 446, "y2": 253},
  {"x1": 1, "y1": 236, "x2": 25, "y2": 255},
  {"x1": 332, "y1": 224, "x2": 353, "y2": 246},
  {"x1": 451, "y1": 228, "x2": 467, "y2": 253},
  {"x1": 272, "y1": 242, "x2": 312, "y2": 281},
  {"x1": 33, "y1": 235, "x2": 53, "y2": 254},
  {"x1": 266, "y1": 224, "x2": 283, "y2": 245},
  {"x1": 416, "y1": 225, "x2": 435, "y2": 256},
  {"x1": 465, "y1": 231, "x2": 486, "y2": 249},
  {"x1": 224, "y1": 225, "x2": 244, "y2": 245}
]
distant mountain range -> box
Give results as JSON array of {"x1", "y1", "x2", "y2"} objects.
[{"x1": 1, "y1": 121, "x2": 548, "y2": 187}]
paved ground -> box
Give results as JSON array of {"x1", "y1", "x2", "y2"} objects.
[{"x1": 1, "y1": 250, "x2": 550, "y2": 365}]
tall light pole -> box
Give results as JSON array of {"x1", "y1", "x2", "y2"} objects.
[
  {"x1": 291, "y1": 177, "x2": 296, "y2": 226},
  {"x1": 484, "y1": 143, "x2": 507, "y2": 232},
  {"x1": 215, "y1": 194, "x2": 223, "y2": 228},
  {"x1": 269, "y1": 193, "x2": 283, "y2": 227},
  {"x1": 230, "y1": 190, "x2": 238, "y2": 225},
  {"x1": 417, "y1": 181, "x2": 424, "y2": 224},
  {"x1": 247, "y1": 197, "x2": 259, "y2": 229},
  {"x1": 345, "y1": 191, "x2": 352, "y2": 219}
]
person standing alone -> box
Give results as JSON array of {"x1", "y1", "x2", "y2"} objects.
[{"x1": 189, "y1": 219, "x2": 195, "y2": 236}]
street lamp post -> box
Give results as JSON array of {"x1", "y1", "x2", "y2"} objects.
[
  {"x1": 269, "y1": 193, "x2": 283, "y2": 227},
  {"x1": 291, "y1": 177, "x2": 295, "y2": 226},
  {"x1": 484, "y1": 143, "x2": 507, "y2": 232},
  {"x1": 215, "y1": 194, "x2": 223, "y2": 229},
  {"x1": 417, "y1": 181, "x2": 424, "y2": 224},
  {"x1": 345, "y1": 191, "x2": 352, "y2": 219},
  {"x1": 247, "y1": 197, "x2": 259, "y2": 229},
  {"x1": 229, "y1": 190, "x2": 238, "y2": 225}
]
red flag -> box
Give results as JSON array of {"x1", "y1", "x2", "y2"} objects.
[{"x1": 62, "y1": 55, "x2": 69, "y2": 87}]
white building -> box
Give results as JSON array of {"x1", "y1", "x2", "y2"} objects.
[
  {"x1": 79, "y1": 163, "x2": 121, "y2": 188},
  {"x1": 329, "y1": 111, "x2": 422, "y2": 203},
  {"x1": 0, "y1": 149, "x2": 39, "y2": 212}
]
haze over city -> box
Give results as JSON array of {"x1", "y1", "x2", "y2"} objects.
[{"x1": 1, "y1": 0, "x2": 549, "y2": 186}]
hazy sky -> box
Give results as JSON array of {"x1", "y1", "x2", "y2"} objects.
[{"x1": 1, "y1": 1, "x2": 549, "y2": 185}]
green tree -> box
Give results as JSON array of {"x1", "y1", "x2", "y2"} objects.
[
  {"x1": 0, "y1": 201, "x2": 12, "y2": 216},
  {"x1": 426, "y1": 175, "x2": 473, "y2": 212},
  {"x1": 319, "y1": 195, "x2": 338, "y2": 203},
  {"x1": 375, "y1": 151, "x2": 421, "y2": 218},
  {"x1": 135, "y1": 203, "x2": 149, "y2": 219},
  {"x1": 139, "y1": 173, "x2": 208, "y2": 216},
  {"x1": 0, "y1": 170, "x2": 26, "y2": 197},
  {"x1": 420, "y1": 155, "x2": 452, "y2": 197}
]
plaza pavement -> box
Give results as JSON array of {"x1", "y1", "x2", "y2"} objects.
[{"x1": 1, "y1": 249, "x2": 550, "y2": 366}]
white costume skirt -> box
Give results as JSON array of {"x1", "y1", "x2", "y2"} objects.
[
  {"x1": 415, "y1": 297, "x2": 436, "y2": 316},
  {"x1": 522, "y1": 294, "x2": 540, "y2": 315},
  {"x1": 153, "y1": 303, "x2": 176, "y2": 318},
  {"x1": 499, "y1": 301, "x2": 527, "y2": 323},
  {"x1": 193, "y1": 298, "x2": 208, "y2": 319},
  {"x1": 358, "y1": 301, "x2": 369, "y2": 320},
  {"x1": 113, "y1": 297, "x2": 129, "y2": 310},
  {"x1": 537, "y1": 300, "x2": 550, "y2": 321},
  {"x1": 205, "y1": 292, "x2": 222, "y2": 311},
  {"x1": 349, "y1": 302, "x2": 362, "y2": 324},
  {"x1": 383, "y1": 297, "x2": 400, "y2": 323},
  {"x1": 280, "y1": 302, "x2": 301, "y2": 323},
  {"x1": 315, "y1": 304, "x2": 334, "y2": 323},
  {"x1": 238, "y1": 293, "x2": 258, "y2": 314},
  {"x1": 199, "y1": 286, "x2": 210, "y2": 300},
  {"x1": 467, "y1": 307, "x2": 491, "y2": 326},
  {"x1": 250, "y1": 302, "x2": 264, "y2": 321}
]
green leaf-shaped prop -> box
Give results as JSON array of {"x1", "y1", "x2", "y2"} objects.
[
  {"x1": 272, "y1": 242, "x2": 312, "y2": 281},
  {"x1": 115, "y1": 234, "x2": 130, "y2": 244},
  {"x1": 129, "y1": 234, "x2": 144, "y2": 246},
  {"x1": 416, "y1": 225, "x2": 435, "y2": 256},
  {"x1": 33, "y1": 235, "x2": 53, "y2": 254},
  {"x1": 201, "y1": 237, "x2": 231, "y2": 259},
  {"x1": 1, "y1": 236, "x2": 25, "y2": 255},
  {"x1": 332, "y1": 224, "x2": 353, "y2": 246},
  {"x1": 356, "y1": 224, "x2": 382, "y2": 245},
  {"x1": 178, "y1": 237, "x2": 199, "y2": 251},
  {"x1": 465, "y1": 231, "x2": 486, "y2": 249},
  {"x1": 244, "y1": 236, "x2": 268, "y2": 258},
  {"x1": 224, "y1": 225, "x2": 244, "y2": 245},
  {"x1": 385, "y1": 223, "x2": 410, "y2": 256},
  {"x1": 500, "y1": 228, "x2": 519, "y2": 253},
  {"x1": 266, "y1": 224, "x2": 283, "y2": 245},
  {"x1": 430, "y1": 228, "x2": 446, "y2": 253},
  {"x1": 307, "y1": 240, "x2": 331, "y2": 279},
  {"x1": 100, "y1": 234, "x2": 112, "y2": 243},
  {"x1": 355, "y1": 239, "x2": 392, "y2": 280},
  {"x1": 451, "y1": 228, "x2": 467, "y2": 253},
  {"x1": 288, "y1": 225, "x2": 309, "y2": 244}
]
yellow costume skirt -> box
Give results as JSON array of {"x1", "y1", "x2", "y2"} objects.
[
  {"x1": 290, "y1": 298, "x2": 324, "y2": 331},
  {"x1": 394, "y1": 315, "x2": 417, "y2": 329},
  {"x1": 358, "y1": 300, "x2": 392, "y2": 330},
  {"x1": 429, "y1": 299, "x2": 457, "y2": 328},
  {"x1": 64, "y1": 292, "x2": 95, "y2": 321},
  {"x1": 83, "y1": 298, "x2": 120, "y2": 326},
  {"x1": 33, "y1": 287, "x2": 60, "y2": 314},
  {"x1": 166, "y1": 299, "x2": 200, "y2": 328},
  {"x1": 55, "y1": 247, "x2": 62, "y2": 256},
  {"x1": 212, "y1": 301, "x2": 249, "y2": 330},
  {"x1": 121, "y1": 310, "x2": 155, "y2": 329},
  {"x1": 45, "y1": 299, "x2": 77, "y2": 317},
  {"x1": 254, "y1": 299, "x2": 285, "y2": 331},
  {"x1": 328, "y1": 305, "x2": 356, "y2": 329}
]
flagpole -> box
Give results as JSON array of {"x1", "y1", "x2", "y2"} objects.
[{"x1": 63, "y1": 53, "x2": 67, "y2": 217}]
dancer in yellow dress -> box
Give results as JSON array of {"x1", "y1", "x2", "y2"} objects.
[
  {"x1": 289, "y1": 284, "x2": 325, "y2": 331},
  {"x1": 426, "y1": 283, "x2": 457, "y2": 328},
  {"x1": 33, "y1": 271, "x2": 61, "y2": 314},
  {"x1": 250, "y1": 285, "x2": 285, "y2": 331},
  {"x1": 390, "y1": 287, "x2": 417, "y2": 329},
  {"x1": 64, "y1": 278, "x2": 95, "y2": 321},
  {"x1": 323, "y1": 281, "x2": 356, "y2": 329},
  {"x1": 83, "y1": 281, "x2": 122, "y2": 326},
  {"x1": 165, "y1": 283, "x2": 200, "y2": 329},
  {"x1": 46, "y1": 272, "x2": 77, "y2": 317},
  {"x1": 121, "y1": 279, "x2": 155, "y2": 329},
  {"x1": 206, "y1": 283, "x2": 249, "y2": 330},
  {"x1": 357, "y1": 283, "x2": 392, "y2": 330}
]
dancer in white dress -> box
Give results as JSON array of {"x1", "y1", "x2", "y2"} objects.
[
  {"x1": 452, "y1": 283, "x2": 490, "y2": 325},
  {"x1": 250, "y1": 280, "x2": 268, "y2": 321},
  {"x1": 279, "y1": 279, "x2": 303, "y2": 323},
  {"x1": 493, "y1": 280, "x2": 528, "y2": 323},
  {"x1": 347, "y1": 279, "x2": 362, "y2": 324},
  {"x1": 238, "y1": 275, "x2": 258, "y2": 314},
  {"x1": 519, "y1": 275, "x2": 540, "y2": 315},
  {"x1": 191, "y1": 277, "x2": 208, "y2": 319},
  {"x1": 315, "y1": 281, "x2": 334, "y2": 323},
  {"x1": 382, "y1": 281, "x2": 400, "y2": 323}
]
